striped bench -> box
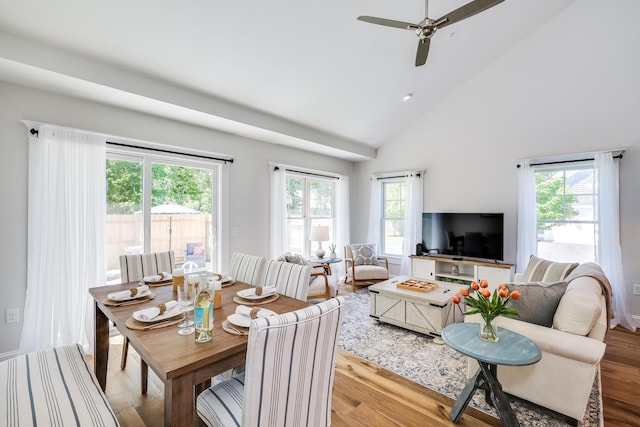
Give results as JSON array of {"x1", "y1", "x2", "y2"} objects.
[{"x1": 0, "y1": 344, "x2": 119, "y2": 426}]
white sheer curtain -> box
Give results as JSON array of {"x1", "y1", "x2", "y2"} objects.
[
  {"x1": 366, "y1": 178, "x2": 382, "y2": 253},
  {"x1": 595, "y1": 153, "x2": 635, "y2": 331},
  {"x1": 334, "y1": 176, "x2": 350, "y2": 278},
  {"x1": 20, "y1": 125, "x2": 106, "y2": 354},
  {"x1": 516, "y1": 161, "x2": 537, "y2": 273},
  {"x1": 269, "y1": 164, "x2": 287, "y2": 259},
  {"x1": 400, "y1": 172, "x2": 424, "y2": 275}
]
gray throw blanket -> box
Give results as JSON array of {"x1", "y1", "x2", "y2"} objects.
[{"x1": 563, "y1": 262, "x2": 614, "y2": 330}]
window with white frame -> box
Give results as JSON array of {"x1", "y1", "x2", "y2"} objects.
[
  {"x1": 285, "y1": 172, "x2": 336, "y2": 257},
  {"x1": 380, "y1": 178, "x2": 406, "y2": 256},
  {"x1": 106, "y1": 148, "x2": 221, "y2": 282},
  {"x1": 534, "y1": 162, "x2": 597, "y2": 263}
]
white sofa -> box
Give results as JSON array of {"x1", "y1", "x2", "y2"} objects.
[{"x1": 465, "y1": 263, "x2": 609, "y2": 423}]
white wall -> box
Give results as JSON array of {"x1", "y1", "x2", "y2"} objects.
[
  {"x1": 0, "y1": 81, "x2": 354, "y2": 355},
  {"x1": 353, "y1": 0, "x2": 640, "y2": 318}
]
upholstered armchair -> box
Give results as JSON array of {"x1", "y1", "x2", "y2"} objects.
[
  {"x1": 307, "y1": 264, "x2": 338, "y2": 301},
  {"x1": 344, "y1": 244, "x2": 389, "y2": 292}
]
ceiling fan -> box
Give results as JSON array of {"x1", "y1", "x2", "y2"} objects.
[{"x1": 357, "y1": 0, "x2": 505, "y2": 67}]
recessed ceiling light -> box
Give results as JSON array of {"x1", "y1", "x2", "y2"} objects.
[{"x1": 402, "y1": 93, "x2": 413, "y2": 102}]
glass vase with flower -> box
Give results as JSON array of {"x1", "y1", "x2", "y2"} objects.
[{"x1": 451, "y1": 279, "x2": 521, "y2": 342}]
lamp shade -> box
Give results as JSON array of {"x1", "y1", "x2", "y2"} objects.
[{"x1": 310, "y1": 225, "x2": 330, "y2": 242}]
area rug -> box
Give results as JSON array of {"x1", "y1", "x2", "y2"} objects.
[{"x1": 338, "y1": 289, "x2": 603, "y2": 426}]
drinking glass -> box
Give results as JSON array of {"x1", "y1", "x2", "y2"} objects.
[{"x1": 177, "y1": 283, "x2": 195, "y2": 335}]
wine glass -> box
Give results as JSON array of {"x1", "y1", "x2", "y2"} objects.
[{"x1": 177, "y1": 283, "x2": 195, "y2": 335}]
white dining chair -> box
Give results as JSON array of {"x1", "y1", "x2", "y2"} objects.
[
  {"x1": 196, "y1": 296, "x2": 346, "y2": 427},
  {"x1": 229, "y1": 252, "x2": 266, "y2": 286},
  {"x1": 262, "y1": 259, "x2": 312, "y2": 301}
]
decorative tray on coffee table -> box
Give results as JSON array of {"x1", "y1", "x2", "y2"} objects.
[{"x1": 396, "y1": 279, "x2": 439, "y2": 293}]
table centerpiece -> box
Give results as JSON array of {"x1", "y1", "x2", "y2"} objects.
[{"x1": 450, "y1": 280, "x2": 521, "y2": 342}]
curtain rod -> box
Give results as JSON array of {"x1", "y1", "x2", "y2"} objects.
[
  {"x1": 517, "y1": 154, "x2": 623, "y2": 168},
  {"x1": 273, "y1": 166, "x2": 338, "y2": 180},
  {"x1": 376, "y1": 173, "x2": 420, "y2": 180},
  {"x1": 106, "y1": 141, "x2": 233, "y2": 164},
  {"x1": 29, "y1": 128, "x2": 233, "y2": 164}
]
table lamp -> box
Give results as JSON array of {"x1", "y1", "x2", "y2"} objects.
[{"x1": 310, "y1": 225, "x2": 330, "y2": 259}]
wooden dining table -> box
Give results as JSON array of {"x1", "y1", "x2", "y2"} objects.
[{"x1": 89, "y1": 280, "x2": 309, "y2": 426}]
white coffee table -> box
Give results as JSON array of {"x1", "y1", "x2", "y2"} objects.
[{"x1": 369, "y1": 275, "x2": 467, "y2": 343}]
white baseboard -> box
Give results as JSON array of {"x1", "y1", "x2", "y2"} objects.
[{"x1": 632, "y1": 315, "x2": 640, "y2": 328}]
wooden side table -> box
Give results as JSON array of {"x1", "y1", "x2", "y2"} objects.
[{"x1": 441, "y1": 322, "x2": 541, "y2": 427}]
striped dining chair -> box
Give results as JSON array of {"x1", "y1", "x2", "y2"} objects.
[
  {"x1": 119, "y1": 251, "x2": 175, "y2": 283},
  {"x1": 262, "y1": 259, "x2": 312, "y2": 301},
  {"x1": 196, "y1": 296, "x2": 346, "y2": 427},
  {"x1": 118, "y1": 250, "x2": 175, "y2": 392},
  {"x1": 229, "y1": 252, "x2": 266, "y2": 286}
]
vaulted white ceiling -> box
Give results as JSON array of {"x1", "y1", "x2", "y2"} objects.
[{"x1": 0, "y1": 0, "x2": 575, "y2": 160}]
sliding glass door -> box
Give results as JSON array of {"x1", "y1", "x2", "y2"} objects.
[
  {"x1": 106, "y1": 151, "x2": 219, "y2": 282},
  {"x1": 149, "y1": 162, "x2": 214, "y2": 271}
]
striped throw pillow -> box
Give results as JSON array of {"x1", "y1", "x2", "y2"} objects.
[{"x1": 521, "y1": 255, "x2": 579, "y2": 283}]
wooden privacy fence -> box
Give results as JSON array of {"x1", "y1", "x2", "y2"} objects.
[{"x1": 106, "y1": 213, "x2": 212, "y2": 270}]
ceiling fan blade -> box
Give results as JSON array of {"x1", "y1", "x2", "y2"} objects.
[
  {"x1": 357, "y1": 16, "x2": 419, "y2": 30},
  {"x1": 415, "y1": 38, "x2": 430, "y2": 67},
  {"x1": 435, "y1": 0, "x2": 504, "y2": 29}
]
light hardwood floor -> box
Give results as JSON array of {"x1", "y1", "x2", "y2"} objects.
[{"x1": 97, "y1": 325, "x2": 640, "y2": 426}]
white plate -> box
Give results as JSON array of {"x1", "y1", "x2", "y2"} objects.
[
  {"x1": 227, "y1": 313, "x2": 252, "y2": 328},
  {"x1": 236, "y1": 288, "x2": 276, "y2": 300},
  {"x1": 221, "y1": 276, "x2": 234, "y2": 283},
  {"x1": 133, "y1": 307, "x2": 183, "y2": 323},
  {"x1": 228, "y1": 308, "x2": 277, "y2": 328},
  {"x1": 108, "y1": 289, "x2": 152, "y2": 302}
]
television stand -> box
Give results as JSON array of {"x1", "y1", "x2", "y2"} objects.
[{"x1": 410, "y1": 255, "x2": 513, "y2": 291}]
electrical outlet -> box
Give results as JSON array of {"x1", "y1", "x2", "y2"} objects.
[
  {"x1": 6, "y1": 308, "x2": 19, "y2": 324},
  {"x1": 634, "y1": 284, "x2": 640, "y2": 296}
]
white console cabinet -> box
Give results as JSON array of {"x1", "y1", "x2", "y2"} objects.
[{"x1": 410, "y1": 255, "x2": 513, "y2": 291}]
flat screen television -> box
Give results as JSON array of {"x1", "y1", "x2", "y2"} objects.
[{"x1": 421, "y1": 212, "x2": 504, "y2": 261}]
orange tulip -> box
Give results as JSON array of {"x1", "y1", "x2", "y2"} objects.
[
  {"x1": 471, "y1": 281, "x2": 480, "y2": 290},
  {"x1": 511, "y1": 290, "x2": 522, "y2": 300},
  {"x1": 498, "y1": 283, "x2": 507, "y2": 290},
  {"x1": 480, "y1": 289, "x2": 491, "y2": 298},
  {"x1": 459, "y1": 288, "x2": 470, "y2": 297},
  {"x1": 479, "y1": 279, "x2": 489, "y2": 288},
  {"x1": 451, "y1": 295, "x2": 461, "y2": 304},
  {"x1": 498, "y1": 288, "x2": 509, "y2": 298}
]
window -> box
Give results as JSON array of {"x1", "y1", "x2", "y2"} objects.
[
  {"x1": 106, "y1": 149, "x2": 220, "y2": 282},
  {"x1": 534, "y1": 162, "x2": 597, "y2": 263},
  {"x1": 285, "y1": 173, "x2": 335, "y2": 257},
  {"x1": 381, "y1": 179, "x2": 406, "y2": 256}
]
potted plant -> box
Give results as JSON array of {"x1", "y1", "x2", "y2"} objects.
[{"x1": 328, "y1": 243, "x2": 337, "y2": 259}]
